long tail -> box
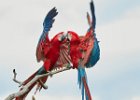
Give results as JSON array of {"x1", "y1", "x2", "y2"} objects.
[
  {"x1": 15, "y1": 82, "x2": 37, "y2": 100},
  {"x1": 78, "y1": 67, "x2": 92, "y2": 100},
  {"x1": 16, "y1": 67, "x2": 48, "y2": 100},
  {"x1": 22, "y1": 71, "x2": 38, "y2": 86}
]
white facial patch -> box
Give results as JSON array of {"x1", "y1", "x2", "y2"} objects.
[
  {"x1": 58, "y1": 33, "x2": 66, "y2": 41},
  {"x1": 67, "y1": 33, "x2": 72, "y2": 41}
]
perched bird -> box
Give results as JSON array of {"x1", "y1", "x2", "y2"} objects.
[
  {"x1": 67, "y1": 31, "x2": 82, "y2": 69},
  {"x1": 67, "y1": 0, "x2": 100, "y2": 100},
  {"x1": 15, "y1": 1, "x2": 100, "y2": 100},
  {"x1": 15, "y1": 7, "x2": 67, "y2": 100}
]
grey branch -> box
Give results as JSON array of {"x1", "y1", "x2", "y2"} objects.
[
  {"x1": 5, "y1": 65, "x2": 72, "y2": 100},
  {"x1": 13, "y1": 69, "x2": 23, "y2": 87}
]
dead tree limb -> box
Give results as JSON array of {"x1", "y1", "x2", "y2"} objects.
[
  {"x1": 5, "y1": 65, "x2": 72, "y2": 100},
  {"x1": 13, "y1": 69, "x2": 23, "y2": 87}
]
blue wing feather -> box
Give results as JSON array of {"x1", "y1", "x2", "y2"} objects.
[
  {"x1": 36, "y1": 7, "x2": 58, "y2": 62},
  {"x1": 86, "y1": 0, "x2": 100, "y2": 68},
  {"x1": 77, "y1": 1, "x2": 100, "y2": 100},
  {"x1": 90, "y1": 0, "x2": 96, "y2": 29},
  {"x1": 86, "y1": 33, "x2": 100, "y2": 68},
  {"x1": 39, "y1": 7, "x2": 58, "y2": 42}
]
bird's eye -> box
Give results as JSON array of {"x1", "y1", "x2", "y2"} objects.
[{"x1": 58, "y1": 34, "x2": 64, "y2": 41}]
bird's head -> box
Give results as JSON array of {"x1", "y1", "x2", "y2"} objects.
[
  {"x1": 51, "y1": 32, "x2": 66, "y2": 43},
  {"x1": 66, "y1": 31, "x2": 80, "y2": 44}
]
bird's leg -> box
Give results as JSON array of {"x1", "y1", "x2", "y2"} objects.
[
  {"x1": 38, "y1": 79, "x2": 48, "y2": 89},
  {"x1": 66, "y1": 63, "x2": 73, "y2": 69},
  {"x1": 47, "y1": 71, "x2": 53, "y2": 77}
]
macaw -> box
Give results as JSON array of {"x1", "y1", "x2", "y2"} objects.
[
  {"x1": 15, "y1": 1, "x2": 100, "y2": 100},
  {"x1": 15, "y1": 7, "x2": 67, "y2": 100},
  {"x1": 67, "y1": 1, "x2": 100, "y2": 100}
]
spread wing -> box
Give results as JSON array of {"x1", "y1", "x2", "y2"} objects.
[
  {"x1": 81, "y1": 0, "x2": 100, "y2": 68},
  {"x1": 36, "y1": 7, "x2": 58, "y2": 62}
]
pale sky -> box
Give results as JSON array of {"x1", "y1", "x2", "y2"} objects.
[{"x1": 0, "y1": 0, "x2": 140, "y2": 100}]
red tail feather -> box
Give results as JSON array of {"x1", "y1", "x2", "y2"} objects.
[
  {"x1": 15, "y1": 71, "x2": 38, "y2": 100},
  {"x1": 82, "y1": 77, "x2": 92, "y2": 100},
  {"x1": 15, "y1": 70, "x2": 49, "y2": 100},
  {"x1": 15, "y1": 82, "x2": 36, "y2": 100},
  {"x1": 23, "y1": 71, "x2": 38, "y2": 85}
]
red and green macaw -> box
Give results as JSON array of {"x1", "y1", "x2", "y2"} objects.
[
  {"x1": 16, "y1": 7, "x2": 68, "y2": 100},
  {"x1": 16, "y1": 0, "x2": 100, "y2": 100},
  {"x1": 66, "y1": 1, "x2": 100, "y2": 100}
]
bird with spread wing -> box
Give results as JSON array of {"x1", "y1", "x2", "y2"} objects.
[
  {"x1": 15, "y1": 7, "x2": 71, "y2": 100},
  {"x1": 15, "y1": 1, "x2": 100, "y2": 100},
  {"x1": 66, "y1": 1, "x2": 100, "y2": 100}
]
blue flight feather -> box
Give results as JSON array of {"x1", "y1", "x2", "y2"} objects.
[
  {"x1": 38, "y1": 7, "x2": 58, "y2": 43},
  {"x1": 86, "y1": 33, "x2": 100, "y2": 68},
  {"x1": 90, "y1": 0, "x2": 96, "y2": 29},
  {"x1": 86, "y1": 0, "x2": 100, "y2": 68}
]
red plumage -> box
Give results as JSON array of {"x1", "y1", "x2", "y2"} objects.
[
  {"x1": 15, "y1": 1, "x2": 99, "y2": 99},
  {"x1": 80, "y1": 29, "x2": 94, "y2": 66},
  {"x1": 43, "y1": 32, "x2": 64, "y2": 71},
  {"x1": 82, "y1": 77, "x2": 92, "y2": 100},
  {"x1": 15, "y1": 32, "x2": 65, "y2": 100},
  {"x1": 67, "y1": 31, "x2": 82, "y2": 69}
]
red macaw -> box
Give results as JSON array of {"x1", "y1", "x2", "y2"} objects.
[
  {"x1": 66, "y1": 1, "x2": 100, "y2": 100},
  {"x1": 15, "y1": 1, "x2": 100, "y2": 100},
  {"x1": 15, "y1": 7, "x2": 68, "y2": 100},
  {"x1": 66, "y1": 31, "x2": 82, "y2": 69}
]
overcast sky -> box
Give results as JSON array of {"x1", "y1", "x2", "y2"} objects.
[{"x1": 0, "y1": 0, "x2": 140, "y2": 100}]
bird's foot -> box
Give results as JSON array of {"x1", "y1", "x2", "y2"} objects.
[
  {"x1": 47, "y1": 71, "x2": 53, "y2": 77},
  {"x1": 67, "y1": 63, "x2": 73, "y2": 69},
  {"x1": 38, "y1": 79, "x2": 48, "y2": 90}
]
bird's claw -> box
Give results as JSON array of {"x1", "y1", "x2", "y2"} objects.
[
  {"x1": 47, "y1": 71, "x2": 53, "y2": 77},
  {"x1": 38, "y1": 79, "x2": 48, "y2": 90},
  {"x1": 67, "y1": 63, "x2": 73, "y2": 69}
]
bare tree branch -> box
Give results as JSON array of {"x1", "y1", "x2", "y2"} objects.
[
  {"x1": 13, "y1": 69, "x2": 23, "y2": 87},
  {"x1": 5, "y1": 65, "x2": 72, "y2": 100}
]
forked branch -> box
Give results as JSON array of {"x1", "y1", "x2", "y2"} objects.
[
  {"x1": 13, "y1": 69, "x2": 23, "y2": 87},
  {"x1": 5, "y1": 65, "x2": 72, "y2": 100}
]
